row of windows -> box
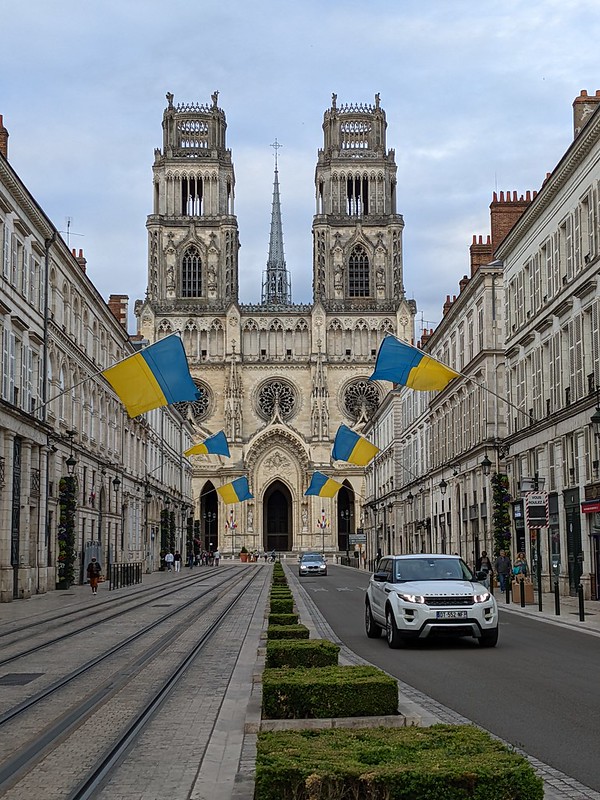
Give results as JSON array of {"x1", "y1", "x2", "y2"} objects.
[
  {"x1": 506, "y1": 180, "x2": 600, "y2": 334},
  {"x1": 1, "y1": 221, "x2": 44, "y2": 311}
]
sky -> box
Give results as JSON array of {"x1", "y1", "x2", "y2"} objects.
[{"x1": 2, "y1": 0, "x2": 600, "y2": 336}]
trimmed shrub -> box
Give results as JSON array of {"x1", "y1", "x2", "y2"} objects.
[
  {"x1": 272, "y1": 577, "x2": 288, "y2": 586},
  {"x1": 266, "y1": 639, "x2": 340, "y2": 668},
  {"x1": 270, "y1": 598, "x2": 294, "y2": 614},
  {"x1": 268, "y1": 613, "x2": 299, "y2": 626},
  {"x1": 255, "y1": 725, "x2": 544, "y2": 800},
  {"x1": 262, "y1": 666, "x2": 397, "y2": 719},
  {"x1": 267, "y1": 624, "x2": 310, "y2": 641},
  {"x1": 269, "y1": 592, "x2": 293, "y2": 601}
]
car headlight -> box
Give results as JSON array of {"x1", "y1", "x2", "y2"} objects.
[
  {"x1": 396, "y1": 592, "x2": 425, "y2": 604},
  {"x1": 473, "y1": 591, "x2": 491, "y2": 603}
]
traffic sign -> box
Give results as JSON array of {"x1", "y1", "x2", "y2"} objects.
[{"x1": 525, "y1": 491, "x2": 549, "y2": 529}]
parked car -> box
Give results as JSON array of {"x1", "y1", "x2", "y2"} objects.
[
  {"x1": 298, "y1": 553, "x2": 328, "y2": 577},
  {"x1": 365, "y1": 554, "x2": 498, "y2": 648}
]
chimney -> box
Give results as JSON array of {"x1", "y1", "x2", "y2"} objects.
[
  {"x1": 490, "y1": 191, "x2": 534, "y2": 250},
  {"x1": 0, "y1": 115, "x2": 8, "y2": 160},
  {"x1": 108, "y1": 294, "x2": 129, "y2": 330},
  {"x1": 469, "y1": 234, "x2": 493, "y2": 276},
  {"x1": 72, "y1": 248, "x2": 87, "y2": 273},
  {"x1": 573, "y1": 90, "x2": 600, "y2": 138}
]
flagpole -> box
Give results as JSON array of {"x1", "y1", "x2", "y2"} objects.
[{"x1": 36, "y1": 332, "x2": 185, "y2": 413}]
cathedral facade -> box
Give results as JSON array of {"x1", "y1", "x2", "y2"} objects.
[{"x1": 135, "y1": 92, "x2": 415, "y2": 558}]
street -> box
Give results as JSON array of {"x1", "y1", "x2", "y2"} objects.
[{"x1": 299, "y1": 564, "x2": 600, "y2": 792}]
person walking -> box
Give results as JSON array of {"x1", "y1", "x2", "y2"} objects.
[
  {"x1": 173, "y1": 551, "x2": 182, "y2": 572},
  {"x1": 494, "y1": 549, "x2": 512, "y2": 592},
  {"x1": 87, "y1": 557, "x2": 102, "y2": 595},
  {"x1": 213, "y1": 548, "x2": 221, "y2": 566},
  {"x1": 164, "y1": 551, "x2": 174, "y2": 572},
  {"x1": 476, "y1": 551, "x2": 493, "y2": 588}
]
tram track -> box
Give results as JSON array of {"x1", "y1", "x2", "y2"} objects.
[
  {"x1": 0, "y1": 566, "x2": 267, "y2": 799},
  {"x1": 0, "y1": 565, "x2": 240, "y2": 666}
]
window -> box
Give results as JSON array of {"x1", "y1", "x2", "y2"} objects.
[
  {"x1": 348, "y1": 245, "x2": 369, "y2": 297},
  {"x1": 181, "y1": 245, "x2": 202, "y2": 297}
]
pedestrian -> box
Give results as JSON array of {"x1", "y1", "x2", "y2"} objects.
[
  {"x1": 173, "y1": 550, "x2": 182, "y2": 572},
  {"x1": 213, "y1": 548, "x2": 221, "y2": 566},
  {"x1": 513, "y1": 551, "x2": 529, "y2": 580},
  {"x1": 494, "y1": 549, "x2": 512, "y2": 592},
  {"x1": 476, "y1": 551, "x2": 493, "y2": 588},
  {"x1": 87, "y1": 557, "x2": 102, "y2": 595},
  {"x1": 164, "y1": 551, "x2": 174, "y2": 572}
]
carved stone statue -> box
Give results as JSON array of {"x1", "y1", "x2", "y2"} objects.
[
  {"x1": 247, "y1": 508, "x2": 254, "y2": 530},
  {"x1": 302, "y1": 508, "x2": 308, "y2": 529},
  {"x1": 166, "y1": 92, "x2": 174, "y2": 109},
  {"x1": 211, "y1": 90, "x2": 219, "y2": 107}
]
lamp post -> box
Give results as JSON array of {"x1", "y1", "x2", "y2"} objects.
[
  {"x1": 112, "y1": 475, "x2": 121, "y2": 566},
  {"x1": 203, "y1": 510, "x2": 216, "y2": 552},
  {"x1": 340, "y1": 508, "x2": 353, "y2": 563}
]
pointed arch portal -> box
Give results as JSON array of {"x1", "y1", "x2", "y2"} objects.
[{"x1": 263, "y1": 480, "x2": 292, "y2": 552}]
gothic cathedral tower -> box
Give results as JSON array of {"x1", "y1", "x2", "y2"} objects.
[{"x1": 136, "y1": 93, "x2": 415, "y2": 560}]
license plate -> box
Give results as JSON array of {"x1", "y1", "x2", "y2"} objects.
[{"x1": 436, "y1": 610, "x2": 467, "y2": 619}]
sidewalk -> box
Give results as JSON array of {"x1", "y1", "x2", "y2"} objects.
[{"x1": 495, "y1": 584, "x2": 600, "y2": 635}]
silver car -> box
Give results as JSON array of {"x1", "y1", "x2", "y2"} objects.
[
  {"x1": 298, "y1": 553, "x2": 328, "y2": 577},
  {"x1": 365, "y1": 554, "x2": 498, "y2": 648}
]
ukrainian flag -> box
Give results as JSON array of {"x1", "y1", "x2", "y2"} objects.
[
  {"x1": 332, "y1": 425, "x2": 379, "y2": 466},
  {"x1": 305, "y1": 471, "x2": 343, "y2": 498},
  {"x1": 102, "y1": 335, "x2": 199, "y2": 418},
  {"x1": 184, "y1": 431, "x2": 230, "y2": 458},
  {"x1": 370, "y1": 335, "x2": 459, "y2": 391},
  {"x1": 217, "y1": 476, "x2": 254, "y2": 504}
]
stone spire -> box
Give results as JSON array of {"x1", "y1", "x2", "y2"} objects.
[{"x1": 261, "y1": 140, "x2": 292, "y2": 305}]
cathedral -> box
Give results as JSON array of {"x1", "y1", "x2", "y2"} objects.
[{"x1": 135, "y1": 91, "x2": 415, "y2": 557}]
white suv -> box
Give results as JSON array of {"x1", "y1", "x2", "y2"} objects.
[{"x1": 365, "y1": 554, "x2": 498, "y2": 648}]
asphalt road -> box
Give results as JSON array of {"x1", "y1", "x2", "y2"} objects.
[{"x1": 300, "y1": 564, "x2": 600, "y2": 791}]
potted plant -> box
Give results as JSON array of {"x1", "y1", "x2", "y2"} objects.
[{"x1": 240, "y1": 546, "x2": 249, "y2": 563}]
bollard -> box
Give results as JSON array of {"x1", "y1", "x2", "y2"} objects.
[
  {"x1": 520, "y1": 578, "x2": 526, "y2": 608},
  {"x1": 505, "y1": 576, "x2": 511, "y2": 604},
  {"x1": 578, "y1": 584, "x2": 585, "y2": 621},
  {"x1": 554, "y1": 580, "x2": 560, "y2": 616}
]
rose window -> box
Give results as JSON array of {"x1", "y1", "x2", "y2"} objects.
[
  {"x1": 173, "y1": 380, "x2": 212, "y2": 421},
  {"x1": 257, "y1": 379, "x2": 297, "y2": 421},
  {"x1": 343, "y1": 380, "x2": 380, "y2": 423}
]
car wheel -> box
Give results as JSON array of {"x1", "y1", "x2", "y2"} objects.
[
  {"x1": 385, "y1": 607, "x2": 405, "y2": 649},
  {"x1": 478, "y1": 627, "x2": 499, "y2": 647},
  {"x1": 365, "y1": 600, "x2": 382, "y2": 639}
]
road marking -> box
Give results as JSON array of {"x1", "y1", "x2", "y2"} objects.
[
  {"x1": 311, "y1": 587, "x2": 328, "y2": 592},
  {"x1": 336, "y1": 587, "x2": 353, "y2": 591}
]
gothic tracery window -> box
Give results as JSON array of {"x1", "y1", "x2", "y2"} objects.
[
  {"x1": 342, "y1": 379, "x2": 380, "y2": 424},
  {"x1": 174, "y1": 379, "x2": 212, "y2": 422},
  {"x1": 181, "y1": 245, "x2": 202, "y2": 298},
  {"x1": 257, "y1": 379, "x2": 297, "y2": 421},
  {"x1": 348, "y1": 245, "x2": 370, "y2": 297}
]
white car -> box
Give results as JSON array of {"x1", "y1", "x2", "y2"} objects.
[{"x1": 365, "y1": 554, "x2": 498, "y2": 648}]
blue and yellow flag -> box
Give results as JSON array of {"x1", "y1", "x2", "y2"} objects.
[
  {"x1": 184, "y1": 431, "x2": 230, "y2": 458},
  {"x1": 217, "y1": 476, "x2": 254, "y2": 504},
  {"x1": 305, "y1": 471, "x2": 343, "y2": 498},
  {"x1": 370, "y1": 335, "x2": 459, "y2": 391},
  {"x1": 102, "y1": 335, "x2": 199, "y2": 418},
  {"x1": 332, "y1": 424, "x2": 379, "y2": 466}
]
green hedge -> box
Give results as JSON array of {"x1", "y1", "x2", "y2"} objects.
[
  {"x1": 267, "y1": 624, "x2": 310, "y2": 641},
  {"x1": 255, "y1": 725, "x2": 543, "y2": 800},
  {"x1": 272, "y1": 577, "x2": 288, "y2": 586},
  {"x1": 270, "y1": 598, "x2": 294, "y2": 614},
  {"x1": 262, "y1": 665, "x2": 397, "y2": 719},
  {"x1": 266, "y1": 639, "x2": 340, "y2": 668},
  {"x1": 268, "y1": 613, "x2": 299, "y2": 626}
]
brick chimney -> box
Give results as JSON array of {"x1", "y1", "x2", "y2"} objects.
[
  {"x1": 490, "y1": 191, "x2": 535, "y2": 250},
  {"x1": 0, "y1": 115, "x2": 8, "y2": 160},
  {"x1": 72, "y1": 248, "x2": 87, "y2": 273},
  {"x1": 469, "y1": 235, "x2": 493, "y2": 276},
  {"x1": 108, "y1": 294, "x2": 129, "y2": 330},
  {"x1": 573, "y1": 90, "x2": 600, "y2": 138}
]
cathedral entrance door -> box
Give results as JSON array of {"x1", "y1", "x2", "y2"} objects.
[{"x1": 264, "y1": 480, "x2": 291, "y2": 552}]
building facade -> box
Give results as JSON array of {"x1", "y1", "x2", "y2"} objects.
[
  {"x1": 0, "y1": 115, "x2": 193, "y2": 602},
  {"x1": 135, "y1": 92, "x2": 416, "y2": 556}
]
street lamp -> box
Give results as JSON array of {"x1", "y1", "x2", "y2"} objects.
[
  {"x1": 591, "y1": 404, "x2": 600, "y2": 438},
  {"x1": 439, "y1": 478, "x2": 448, "y2": 495},
  {"x1": 481, "y1": 454, "x2": 492, "y2": 476},
  {"x1": 203, "y1": 510, "x2": 216, "y2": 551},
  {"x1": 340, "y1": 508, "x2": 353, "y2": 562}
]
